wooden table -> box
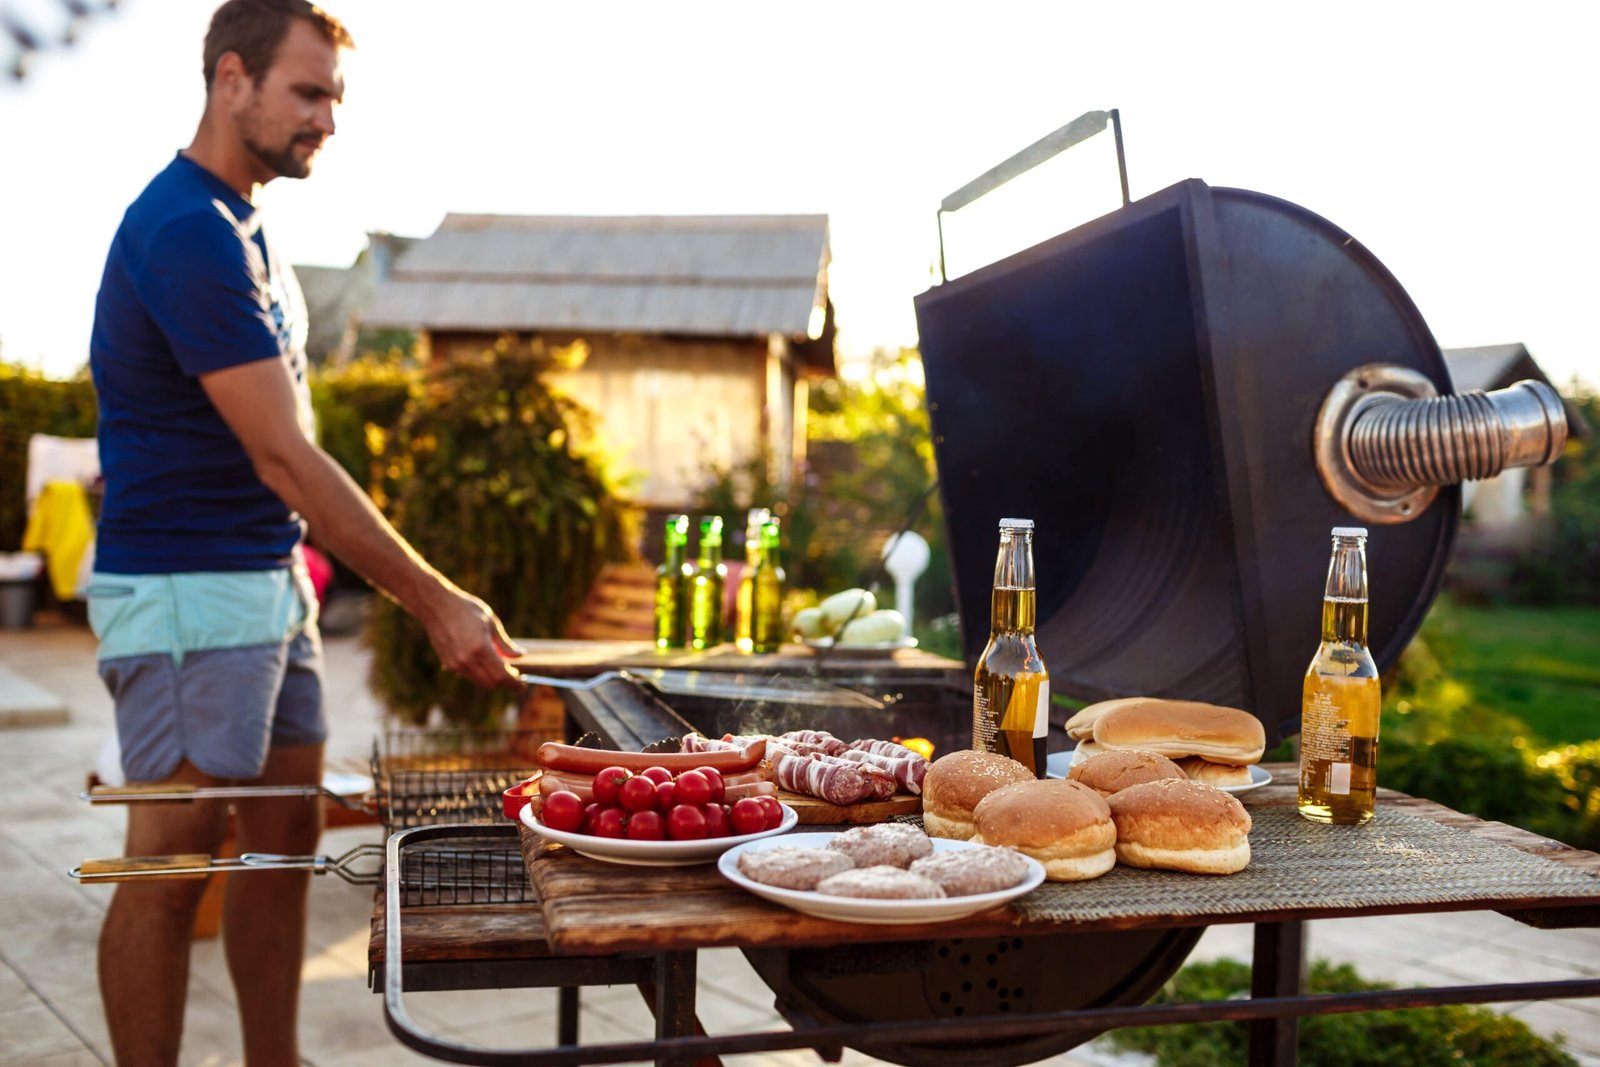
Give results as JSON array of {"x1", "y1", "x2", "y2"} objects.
[{"x1": 376, "y1": 767, "x2": 1600, "y2": 1067}]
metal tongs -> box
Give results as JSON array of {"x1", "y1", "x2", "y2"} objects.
[
  {"x1": 70, "y1": 844, "x2": 383, "y2": 885},
  {"x1": 518, "y1": 667, "x2": 885, "y2": 710}
]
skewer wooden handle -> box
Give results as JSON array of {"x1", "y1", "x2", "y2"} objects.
[
  {"x1": 76, "y1": 855, "x2": 213, "y2": 881},
  {"x1": 88, "y1": 784, "x2": 199, "y2": 801}
]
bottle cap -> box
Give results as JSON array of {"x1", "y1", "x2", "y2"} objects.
[
  {"x1": 1331, "y1": 526, "x2": 1368, "y2": 538},
  {"x1": 999, "y1": 517, "x2": 1034, "y2": 530}
]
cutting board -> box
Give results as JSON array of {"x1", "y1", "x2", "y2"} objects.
[{"x1": 779, "y1": 789, "x2": 921, "y2": 825}]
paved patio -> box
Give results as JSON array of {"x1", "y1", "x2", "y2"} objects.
[{"x1": 1, "y1": 611, "x2": 1596, "y2": 1066}]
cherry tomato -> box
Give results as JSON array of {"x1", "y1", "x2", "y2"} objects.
[
  {"x1": 675, "y1": 769, "x2": 713, "y2": 807},
  {"x1": 619, "y1": 774, "x2": 658, "y2": 813},
  {"x1": 627, "y1": 809, "x2": 665, "y2": 841},
  {"x1": 667, "y1": 804, "x2": 708, "y2": 840},
  {"x1": 541, "y1": 790, "x2": 585, "y2": 833},
  {"x1": 592, "y1": 766, "x2": 631, "y2": 806},
  {"x1": 655, "y1": 780, "x2": 678, "y2": 811},
  {"x1": 697, "y1": 766, "x2": 725, "y2": 804},
  {"x1": 592, "y1": 806, "x2": 627, "y2": 838},
  {"x1": 581, "y1": 802, "x2": 603, "y2": 833},
  {"x1": 729, "y1": 797, "x2": 766, "y2": 836},
  {"x1": 702, "y1": 802, "x2": 730, "y2": 838},
  {"x1": 639, "y1": 766, "x2": 674, "y2": 786},
  {"x1": 754, "y1": 795, "x2": 784, "y2": 830}
]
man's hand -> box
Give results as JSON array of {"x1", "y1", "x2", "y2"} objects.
[{"x1": 422, "y1": 588, "x2": 525, "y2": 690}]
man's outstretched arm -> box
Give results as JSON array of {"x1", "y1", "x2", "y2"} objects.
[{"x1": 201, "y1": 356, "x2": 523, "y2": 689}]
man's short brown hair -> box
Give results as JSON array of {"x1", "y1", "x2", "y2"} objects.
[{"x1": 203, "y1": 0, "x2": 354, "y2": 90}]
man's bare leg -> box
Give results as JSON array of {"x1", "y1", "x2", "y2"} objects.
[
  {"x1": 99, "y1": 760, "x2": 230, "y2": 1067},
  {"x1": 224, "y1": 742, "x2": 323, "y2": 1066}
]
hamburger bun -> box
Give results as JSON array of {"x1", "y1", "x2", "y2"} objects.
[
  {"x1": 1069, "y1": 750, "x2": 1186, "y2": 797},
  {"x1": 1072, "y1": 739, "x2": 1104, "y2": 759},
  {"x1": 971, "y1": 779, "x2": 1116, "y2": 881},
  {"x1": 1106, "y1": 778, "x2": 1252, "y2": 875},
  {"x1": 1175, "y1": 756, "x2": 1255, "y2": 789},
  {"x1": 921, "y1": 750, "x2": 1034, "y2": 840},
  {"x1": 1092, "y1": 699, "x2": 1265, "y2": 765}
]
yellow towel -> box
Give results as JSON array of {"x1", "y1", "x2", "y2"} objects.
[{"x1": 22, "y1": 480, "x2": 95, "y2": 601}]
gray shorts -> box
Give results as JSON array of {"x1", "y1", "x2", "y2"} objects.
[{"x1": 99, "y1": 627, "x2": 326, "y2": 783}]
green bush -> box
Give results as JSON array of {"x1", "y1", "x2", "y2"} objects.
[
  {"x1": 690, "y1": 348, "x2": 953, "y2": 631},
  {"x1": 1511, "y1": 384, "x2": 1600, "y2": 605},
  {"x1": 0, "y1": 363, "x2": 98, "y2": 549},
  {"x1": 1381, "y1": 632, "x2": 1600, "y2": 852},
  {"x1": 1109, "y1": 958, "x2": 1576, "y2": 1067},
  {"x1": 365, "y1": 336, "x2": 630, "y2": 726}
]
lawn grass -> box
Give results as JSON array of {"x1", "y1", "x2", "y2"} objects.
[{"x1": 1418, "y1": 597, "x2": 1600, "y2": 745}]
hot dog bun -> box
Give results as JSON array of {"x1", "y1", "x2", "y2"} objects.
[
  {"x1": 920, "y1": 750, "x2": 1033, "y2": 840},
  {"x1": 1088, "y1": 699, "x2": 1265, "y2": 766},
  {"x1": 1106, "y1": 778, "x2": 1252, "y2": 875},
  {"x1": 970, "y1": 779, "x2": 1116, "y2": 882},
  {"x1": 1174, "y1": 756, "x2": 1254, "y2": 788}
]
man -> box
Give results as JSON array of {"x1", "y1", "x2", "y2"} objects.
[{"x1": 87, "y1": 3, "x2": 522, "y2": 1063}]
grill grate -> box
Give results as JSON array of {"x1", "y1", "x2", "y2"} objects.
[{"x1": 372, "y1": 727, "x2": 555, "y2": 907}]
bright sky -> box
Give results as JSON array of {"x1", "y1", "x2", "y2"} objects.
[{"x1": 2, "y1": 0, "x2": 1597, "y2": 389}]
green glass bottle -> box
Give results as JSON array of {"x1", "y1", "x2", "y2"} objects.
[
  {"x1": 654, "y1": 514, "x2": 691, "y2": 649},
  {"x1": 688, "y1": 516, "x2": 727, "y2": 650},
  {"x1": 734, "y1": 506, "x2": 771, "y2": 653},
  {"x1": 750, "y1": 519, "x2": 786, "y2": 654}
]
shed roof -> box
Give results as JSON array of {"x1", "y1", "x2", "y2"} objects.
[{"x1": 364, "y1": 213, "x2": 830, "y2": 339}]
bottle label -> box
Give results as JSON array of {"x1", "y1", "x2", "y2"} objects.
[
  {"x1": 1301, "y1": 689, "x2": 1352, "y2": 764},
  {"x1": 1033, "y1": 681, "x2": 1050, "y2": 738},
  {"x1": 1328, "y1": 761, "x2": 1352, "y2": 796}
]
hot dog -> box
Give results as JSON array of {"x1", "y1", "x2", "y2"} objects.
[{"x1": 535, "y1": 739, "x2": 766, "y2": 775}]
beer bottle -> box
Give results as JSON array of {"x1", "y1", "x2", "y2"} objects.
[
  {"x1": 750, "y1": 519, "x2": 786, "y2": 654},
  {"x1": 654, "y1": 514, "x2": 691, "y2": 649},
  {"x1": 688, "y1": 516, "x2": 728, "y2": 650},
  {"x1": 1298, "y1": 526, "x2": 1382, "y2": 825},
  {"x1": 734, "y1": 507, "x2": 771, "y2": 653},
  {"x1": 972, "y1": 518, "x2": 1050, "y2": 778}
]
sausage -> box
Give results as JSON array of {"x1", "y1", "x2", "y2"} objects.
[{"x1": 535, "y1": 739, "x2": 766, "y2": 775}]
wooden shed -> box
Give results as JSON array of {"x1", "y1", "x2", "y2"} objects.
[{"x1": 362, "y1": 213, "x2": 835, "y2": 508}]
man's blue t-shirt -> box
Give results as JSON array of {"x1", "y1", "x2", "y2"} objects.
[{"x1": 90, "y1": 153, "x2": 313, "y2": 574}]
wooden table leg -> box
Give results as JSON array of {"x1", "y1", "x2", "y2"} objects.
[
  {"x1": 1249, "y1": 920, "x2": 1306, "y2": 1067},
  {"x1": 645, "y1": 951, "x2": 721, "y2": 1067}
]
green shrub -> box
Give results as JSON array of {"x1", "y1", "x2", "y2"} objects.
[
  {"x1": 1382, "y1": 632, "x2": 1600, "y2": 851},
  {"x1": 0, "y1": 363, "x2": 97, "y2": 549},
  {"x1": 364, "y1": 336, "x2": 630, "y2": 727},
  {"x1": 1109, "y1": 958, "x2": 1576, "y2": 1067},
  {"x1": 1511, "y1": 384, "x2": 1600, "y2": 605}
]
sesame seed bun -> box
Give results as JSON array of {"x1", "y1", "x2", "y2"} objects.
[
  {"x1": 970, "y1": 779, "x2": 1116, "y2": 882},
  {"x1": 1068, "y1": 750, "x2": 1187, "y2": 797},
  {"x1": 1106, "y1": 778, "x2": 1253, "y2": 875},
  {"x1": 920, "y1": 750, "x2": 1034, "y2": 841}
]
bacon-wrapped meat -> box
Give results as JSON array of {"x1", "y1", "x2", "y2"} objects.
[
  {"x1": 681, "y1": 734, "x2": 744, "y2": 754},
  {"x1": 780, "y1": 730, "x2": 851, "y2": 756},
  {"x1": 838, "y1": 748, "x2": 926, "y2": 794},
  {"x1": 850, "y1": 738, "x2": 931, "y2": 765},
  {"x1": 773, "y1": 753, "x2": 877, "y2": 806}
]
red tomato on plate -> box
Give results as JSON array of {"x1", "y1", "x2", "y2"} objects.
[
  {"x1": 754, "y1": 795, "x2": 784, "y2": 830},
  {"x1": 674, "y1": 770, "x2": 712, "y2": 807},
  {"x1": 667, "y1": 804, "x2": 708, "y2": 840},
  {"x1": 697, "y1": 766, "x2": 725, "y2": 804},
  {"x1": 729, "y1": 797, "x2": 766, "y2": 836},
  {"x1": 619, "y1": 774, "x2": 658, "y2": 813},
  {"x1": 542, "y1": 790, "x2": 584, "y2": 833},
  {"x1": 702, "y1": 802, "x2": 730, "y2": 838},
  {"x1": 626, "y1": 809, "x2": 665, "y2": 840},
  {"x1": 593, "y1": 767, "x2": 630, "y2": 806}
]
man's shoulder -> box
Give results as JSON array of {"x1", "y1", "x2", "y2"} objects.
[{"x1": 122, "y1": 157, "x2": 249, "y2": 249}]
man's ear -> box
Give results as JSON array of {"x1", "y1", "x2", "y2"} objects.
[{"x1": 211, "y1": 51, "x2": 249, "y2": 102}]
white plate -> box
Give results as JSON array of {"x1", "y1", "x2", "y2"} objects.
[
  {"x1": 520, "y1": 802, "x2": 798, "y2": 866},
  {"x1": 796, "y1": 636, "x2": 919, "y2": 658},
  {"x1": 1053, "y1": 747, "x2": 1273, "y2": 795},
  {"x1": 718, "y1": 832, "x2": 1046, "y2": 925}
]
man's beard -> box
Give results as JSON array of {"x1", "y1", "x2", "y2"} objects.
[{"x1": 244, "y1": 131, "x2": 316, "y2": 180}]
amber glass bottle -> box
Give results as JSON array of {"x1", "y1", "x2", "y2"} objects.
[
  {"x1": 1298, "y1": 527, "x2": 1381, "y2": 824},
  {"x1": 972, "y1": 518, "x2": 1050, "y2": 778}
]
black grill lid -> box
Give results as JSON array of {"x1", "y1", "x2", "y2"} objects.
[{"x1": 916, "y1": 178, "x2": 1456, "y2": 745}]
